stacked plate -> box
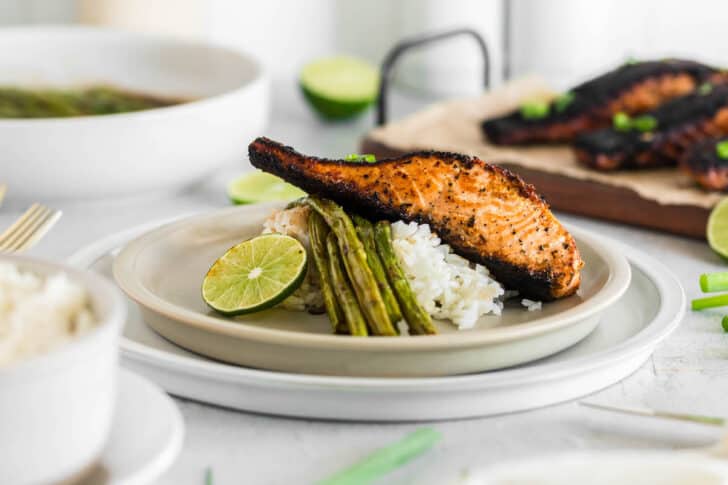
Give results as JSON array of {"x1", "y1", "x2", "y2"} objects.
[{"x1": 70, "y1": 204, "x2": 685, "y2": 421}]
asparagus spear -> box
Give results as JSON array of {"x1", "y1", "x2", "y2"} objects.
[
  {"x1": 305, "y1": 197, "x2": 397, "y2": 336},
  {"x1": 308, "y1": 210, "x2": 347, "y2": 334},
  {"x1": 374, "y1": 221, "x2": 438, "y2": 335},
  {"x1": 352, "y1": 215, "x2": 403, "y2": 326},
  {"x1": 326, "y1": 232, "x2": 368, "y2": 336}
]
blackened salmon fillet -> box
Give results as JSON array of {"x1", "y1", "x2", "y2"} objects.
[
  {"x1": 482, "y1": 59, "x2": 721, "y2": 145},
  {"x1": 575, "y1": 84, "x2": 728, "y2": 170},
  {"x1": 248, "y1": 137, "x2": 583, "y2": 301},
  {"x1": 679, "y1": 137, "x2": 728, "y2": 191}
]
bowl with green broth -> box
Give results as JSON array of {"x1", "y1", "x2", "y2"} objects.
[{"x1": 0, "y1": 26, "x2": 269, "y2": 199}]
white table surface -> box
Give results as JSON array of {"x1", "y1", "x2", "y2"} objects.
[{"x1": 4, "y1": 86, "x2": 727, "y2": 485}]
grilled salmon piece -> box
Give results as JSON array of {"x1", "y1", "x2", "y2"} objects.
[
  {"x1": 575, "y1": 84, "x2": 728, "y2": 170},
  {"x1": 482, "y1": 59, "x2": 722, "y2": 145},
  {"x1": 248, "y1": 137, "x2": 583, "y2": 301}
]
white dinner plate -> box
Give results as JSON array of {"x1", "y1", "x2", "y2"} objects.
[
  {"x1": 68, "y1": 217, "x2": 682, "y2": 421},
  {"x1": 79, "y1": 369, "x2": 184, "y2": 485},
  {"x1": 110, "y1": 203, "x2": 630, "y2": 377}
]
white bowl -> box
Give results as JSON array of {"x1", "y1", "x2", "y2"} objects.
[
  {"x1": 0, "y1": 26, "x2": 269, "y2": 200},
  {"x1": 0, "y1": 255, "x2": 126, "y2": 485}
]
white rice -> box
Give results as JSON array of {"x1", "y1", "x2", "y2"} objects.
[
  {"x1": 521, "y1": 298, "x2": 543, "y2": 312},
  {"x1": 262, "y1": 206, "x2": 324, "y2": 312},
  {"x1": 0, "y1": 263, "x2": 96, "y2": 367},
  {"x1": 390, "y1": 221, "x2": 505, "y2": 329}
]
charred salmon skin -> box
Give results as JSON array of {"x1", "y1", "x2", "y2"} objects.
[
  {"x1": 248, "y1": 137, "x2": 583, "y2": 301},
  {"x1": 679, "y1": 137, "x2": 728, "y2": 191},
  {"x1": 575, "y1": 84, "x2": 728, "y2": 170},
  {"x1": 482, "y1": 59, "x2": 722, "y2": 145}
]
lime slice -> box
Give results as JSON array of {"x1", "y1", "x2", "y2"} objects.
[
  {"x1": 202, "y1": 234, "x2": 307, "y2": 315},
  {"x1": 300, "y1": 56, "x2": 379, "y2": 120},
  {"x1": 228, "y1": 171, "x2": 306, "y2": 205},
  {"x1": 708, "y1": 198, "x2": 728, "y2": 258}
]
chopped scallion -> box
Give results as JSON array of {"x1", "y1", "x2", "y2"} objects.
[
  {"x1": 344, "y1": 153, "x2": 377, "y2": 163},
  {"x1": 520, "y1": 100, "x2": 550, "y2": 120},
  {"x1": 631, "y1": 115, "x2": 657, "y2": 133},
  {"x1": 613, "y1": 112, "x2": 632, "y2": 132},
  {"x1": 692, "y1": 293, "x2": 728, "y2": 311},
  {"x1": 700, "y1": 272, "x2": 728, "y2": 292},
  {"x1": 716, "y1": 141, "x2": 728, "y2": 160},
  {"x1": 698, "y1": 83, "x2": 713, "y2": 95},
  {"x1": 723, "y1": 315, "x2": 728, "y2": 333}
]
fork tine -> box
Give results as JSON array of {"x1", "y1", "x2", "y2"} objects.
[
  {"x1": 0, "y1": 207, "x2": 52, "y2": 253},
  {"x1": 0, "y1": 204, "x2": 44, "y2": 248},
  {"x1": 14, "y1": 209, "x2": 62, "y2": 253},
  {"x1": 0, "y1": 205, "x2": 50, "y2": 252},
  {"x1": 0, "y1": 184, "x2": 6, "y2": 207}
]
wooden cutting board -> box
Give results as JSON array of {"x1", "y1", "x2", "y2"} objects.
[{"x1": 360, "y1": 78, "x2": 723, "y2": 239}]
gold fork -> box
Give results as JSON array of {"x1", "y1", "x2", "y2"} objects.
[
  {"x1": 0, "y1": 184, "x2": 6, "y2": 207},
  {"x1": 0, "y1": 203, "x2": 62, "y2": 254}
]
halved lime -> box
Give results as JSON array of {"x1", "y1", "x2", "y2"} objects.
[
  {"x1": 202, "y1": 234, "x2": 307, "y2": 315},
  {"x1": 228, "y1": 171, "x2": 306, "y2": 205},
  {"x1": 707, "y1": 198, "x2": 728, "y2": 258},
  {"x1": 300, "y1": 56, "x2": 379, "y2": 120}
]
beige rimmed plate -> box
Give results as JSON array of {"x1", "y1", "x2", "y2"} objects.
[{"x1": 112, "y1": 203, "x2": 631, "y2": 377}]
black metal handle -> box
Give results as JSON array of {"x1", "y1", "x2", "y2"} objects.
[{"x1": 377, "y1": 28, "x2": 490, "y2": 126}]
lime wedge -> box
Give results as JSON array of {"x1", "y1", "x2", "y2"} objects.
[
  {"x1": 300, "y1": 56, "x2": 379, "y2": 120},
  {"x1": 202, "y1": 234, "x2": 307, "y2": 315},
  {"x1": 708, "y1": 198, "x2": 728, "y2": 258},
  {"x1": 228, "y1": 171, "x2": 306, "y2": 205}
]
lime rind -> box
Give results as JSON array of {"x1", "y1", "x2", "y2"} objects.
[
  {"x1": 228, "y1": 171, "x2": 306, "y2": 205},
  {"x1": 299, "y1": 56, "x2": 379, "y2": 120},
  {"x1": 202, "y1": 234, "x2": 307, "y2": 315},
  {"x1": 707, "y1": 198, "x2": 728, "y2": 259}
]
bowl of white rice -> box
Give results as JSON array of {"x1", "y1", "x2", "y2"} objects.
[{"x1": 0, "y1": 254, "x2": 125, "y2": 485}]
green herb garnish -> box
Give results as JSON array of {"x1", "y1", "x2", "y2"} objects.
[
  {"x1": 691, "y1": 294, "x2": 728, "y2": 311},
  {"x1": 723, "y1": 315, "x2": 728, "y2": 333},
  {"x1": 317, "y1": 428, "x2": 441, "y2": 485},
  {"x1": 613, "y1": 112, "x2": 632, "y2": 131},
  {"x1": 631, "y1": 115, "x2": 657, "y2": 132},
  {"x1": 520, "y1": 100, "x2": 550, "y2": 120},
  {"x1": 717, "y1": 141, "x2": 728, "y2": 160},
  {"x1": 205, "y1": 467, "x2": 213, "y2": 485},
  {"x1": 554, "y1": 91, "x2": 575, "y2": 113},
  {"x1": 700, "y1": 272, "x2": 728, "y2": 292},
  {"x1": 612, "y1": 112, "x2": 657, "y2": 132},
  {"x1": 344, "y1": 153, "x2": 376, "y2": 163},
  {"x1": 625, "y1": 57, "x2": 639, "y2": 66},
  {"x1": 698, "y1": 83, "x2": 713, "y2": 95}
]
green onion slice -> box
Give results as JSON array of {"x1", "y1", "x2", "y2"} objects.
[
  {"x1": 698, "y1": 83, "x2": 713, "y2": 95},
  {"x1": 520, "y1": 100, "x2": 550, "y2": 120},
  {"x1": 613, "y1": 112, "x2": 632, "y2": 132},
  {"x1": 344, "y1": 153, "x2": 377, "y2": 163},
  {"x1": 631, "y1": 115, "x2": 658, "y2": 133},
  {"x1": 716, "y1": 141, "x2": 728, "y2": 160}
]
